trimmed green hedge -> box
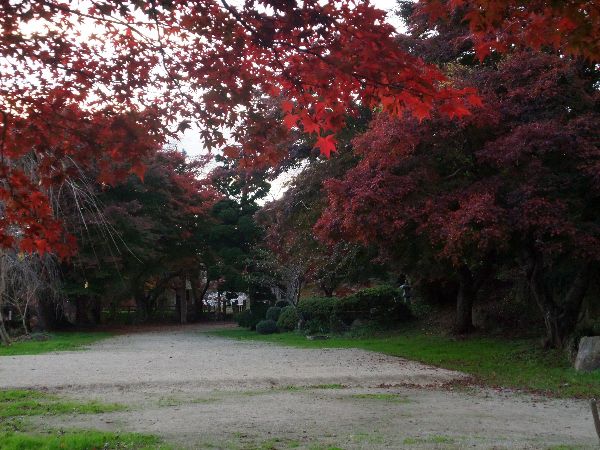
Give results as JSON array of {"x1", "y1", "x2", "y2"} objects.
[
  {"x1": 296, "y1": 286, "x2": 412, "y2": 333},
  {"x1": 334, "y1": 285, "x2": 411, "y2": 324}
]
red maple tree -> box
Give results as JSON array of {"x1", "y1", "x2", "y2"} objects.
[
  {"x1": 417, "y1": 0, "x2": 600, "y2": 61},
  {"x1": 1, "y1": 0, "x2": 480, "y2": 256},
  {"x1": 2, "y1": 0, "x2": 598, "y2": 258}
]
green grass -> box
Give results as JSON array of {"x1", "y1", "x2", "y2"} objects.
[
  {"x1": 0, "y1": 430, "x2": 171, "y2": 450},
  {"x1": 0, "y1": 390, "x2": 167, "y2": 449},
  {"x1": 208, "y1": 328, "x2": 600, "y2": 398},
  {"x1": 309, "y1": 384, "x2": 346, "y2": 389},
  {"x1": 349, "y1": 393, "x2": 410, "y2": 402},
  {"x1": 0, "y1": 332, "x2": 112, "y2": 356},
  {"x1": 0, "y1": 389, "x2": 126, "y2": 418}
]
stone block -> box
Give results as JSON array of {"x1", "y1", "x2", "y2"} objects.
[{"x1": 575, "y1": 336, "x2": 600, "y2": 372}]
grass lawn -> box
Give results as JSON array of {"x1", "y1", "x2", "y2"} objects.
[
  {"x1": 209, "y1": 327, "x2": 600, "y2": 398},
  {"x1": 0, "y1": 389, "x2": 170, "y2": 450},
  {"x1": 0, "y1": 389, "x2": 126, "y2": 418},
  {"x1": 0, "y1": 332, "x2": 112, "y2": 357},
  {"x1": 0, "y1": 429, "x2": 171, "y2": 450}
]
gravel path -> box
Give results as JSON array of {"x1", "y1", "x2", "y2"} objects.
[{"x1": 1, "y1": 325, "x2": 597, "y2": 449}]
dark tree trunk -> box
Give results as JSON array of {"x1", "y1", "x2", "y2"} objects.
[
  {"x1": 455, "y1": 266, "x2": 476, "y2": 334},
  {"x1": 320, "y1": 282, "x2": 334, "y2": 298},
  {"x1": 177, "y1": 287, "x2": 187, "y2": 324},
  {"x1": 134, "y1": 289, "x2": 148, "y2": 323},
  {"x1": 526, "y1": 251, "x2": 592, "y2": 349},
  {"x1": 191, "y1": 277, "x2": 210, "y2": 321},
  {"x1": 75, "y1": 296, "x2": 88, "y2": 325},
  {"x1": 89, "y1": 299, "x2": 102, "y2": 325},
  {"x1": 33, "y1": 297, "x2": 62, "y2": 331},
  {"x1": 0, "y1": 303, "x2": 11, "y2": 345}
]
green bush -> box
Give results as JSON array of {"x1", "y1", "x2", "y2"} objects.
[
  {"x1": 256, "y1": 319, "x2": 278, "y2": 335},
  {"x1": 277, "y1": 306, "x2": 299, "y2": 331},
  {"x1": 333, "y1": 285, "x2": 411, "y2": 325},
  {"x1": 297, "y1": 297, "x2": 336, "y2": 332},
  {"x1": 266, "y1": 306, "x2": 282, "y2": 322},
  {"x1": 235, "y1": 310, "x2": 253, "y2": 328},
  {"x1": 295, "y1": 288, "x2": 411, "y2": 333},
  {"x1": 235, "y1": 302, "x2": 269, "y2": 330},
  {"x1": 332, "y1": 294, "x2": 366, "y2": 324}
]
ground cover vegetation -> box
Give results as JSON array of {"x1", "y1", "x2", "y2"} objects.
[
  {"x1": 0, "y1": 389, "x2": 170, "y2": 450},
  {"x1": 0, "y1": 0, "x2": 598, "y2": 384},
  {"x1": 0, "y1": 332, "x2": 112, "y2": 356}
]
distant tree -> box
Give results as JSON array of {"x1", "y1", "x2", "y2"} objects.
[
  {"x1": 61, "y1": 149, "x2": 217, "y2": 323},
  {"x1": 258, "y1": 113, "x2": 388, "y2": 302},
  {"x1": 202, "y1": 158, "x2": 268, "y2": 305}
]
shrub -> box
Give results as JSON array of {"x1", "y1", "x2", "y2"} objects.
[
  {"x1": 358, "y1": 285, "x2": 412, "y2": 323},
  {"x1": 333, "y1": 285, "x2": 411, "y2": 325},
  {"x1": 297, "y1": 297, "x2": 336, "y2": 332},
  {"x1": 277, "y1": 306, "x2": 299, "y2": 331},
  {"x1": 235, "y1": 302, "x2": 269, "y2": 330},
  {"x1": 256, "y1": 319, "x2": 278, "y2": 335},
  {"x1": 235, "y1": 310, "x2": 253, "y2": 328},
  {"x1": 266, "y1": 306, "x2": 282, "y2": 322},
  {"x1": 332, "y1": 294, "x2": 366, "y2": 324}
]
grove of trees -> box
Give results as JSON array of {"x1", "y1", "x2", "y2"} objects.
[{"x1": 0, "y1": 0, "x2": 598, "y2": 354}]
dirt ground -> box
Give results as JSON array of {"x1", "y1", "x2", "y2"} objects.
[{"x1": 0, "y1": 324, "x2": 597, "y2": 449}]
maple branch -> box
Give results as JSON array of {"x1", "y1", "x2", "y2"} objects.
[
  {"x1": 0, "y1": 110, "x2": 7, "y2": 165},
  {"x1": 39, "y1": 0, "x2": 158, "y2": 44}
]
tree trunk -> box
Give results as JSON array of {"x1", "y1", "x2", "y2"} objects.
[
  {"x1": 191, "y1": 277, "x2": 209, "y2": 321},
  {"x1": 75, "y1": 296, "x2": 88, "y2": 324},
  {"x1": 320, "y1": 282, "x2": 334, "y2": 298},
  {"x1": 455, "y1": 266, "x2": 476, "y2": 334},
  {"x1": 0, "y1": 304, "x2": 11, "y2": 345},
  {"x1": 0, "y1": 253, "x2": 10, "y2": 345},
  {"x1": 32, "y1": 297, "x2": 57, "y2": 331},
  {"x1": 177, "y1": 287, "x2": 187, "y2": 324},
  {"x1": 526, "y1": 251, "x2": 592, "y2": 349},
  {"x1": 134, "y1": 289, "x2": 148, "y2": 323}
]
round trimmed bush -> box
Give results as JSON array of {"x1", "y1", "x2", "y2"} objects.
[
  {"x1": 297, "y1": 297, "x2": 336, "y2": 332},
  {"x1": 277, "y1": 306, "x2": 299, "y2": 331},
  {"x1": 234, "y1": 302, "x2": 269, "y2": 330},
  {"x1": 266, "y1": 306, "x2": 282, "y2": 322},
  {"x1": 256, "y1": 319, "x2": 278, "y2": 334},
  {"x1": 235, "y1": 310, "x2": 253, "y2": 328}
]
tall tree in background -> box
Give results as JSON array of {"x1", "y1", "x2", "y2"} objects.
[
  {"x1": 203, "y1": 157, "x2": 269, "y2": 303},
  {"x1": 258, "y1": 110, "x2": 387, "y2": 302},
  {"x1": 61, "y1": 149, "x2": 217, "y2": 324},
  {"x1": 316, "y1": 5, "x2": 600, "y2": 342}
]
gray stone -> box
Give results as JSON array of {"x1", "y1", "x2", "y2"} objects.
[{"x1": 574, "y1": 336, "x2": 600, "y2": 372}]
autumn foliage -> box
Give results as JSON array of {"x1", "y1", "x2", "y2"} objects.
[
  {"x1": 419, "y1": 0, "x2": 600, "y2": 61},
  {"x1": 0, "y1": 0, "x2": 487, "y2": 256}
]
